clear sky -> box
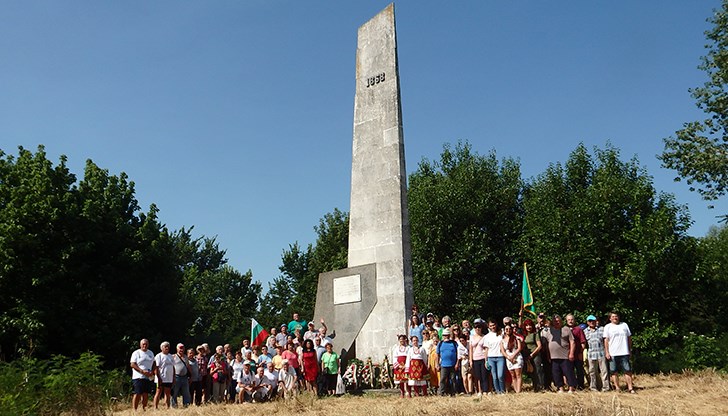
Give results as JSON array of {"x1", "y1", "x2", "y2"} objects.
[{"x1": 1, "y1": 1, "x2": 724, "y2": 290}]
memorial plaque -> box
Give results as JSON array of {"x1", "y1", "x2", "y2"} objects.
[{"x1": 333, "y1": 275, "x2": 362, "y2": 305}]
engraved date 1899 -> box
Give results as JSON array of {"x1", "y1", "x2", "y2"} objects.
[{"x1": 366, "y1": 73, "x2": 386, "y2": 87}]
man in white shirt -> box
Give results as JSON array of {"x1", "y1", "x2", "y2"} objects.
[
  {"x1": 171, "y1": 343, "x2": 192, "y2": 407},
  {"x1": 252, "y1": 365, "x2": 272, "y2": 402},
  {"x1": 603, "y1": 311, "x2": 634, "y2": 393},
  {"x1": 236, "y1": 362, "x2": 255, "y2": 403},
  {"x1": 264, "y1": 361, "x2": 279, "y2": 397},
  {"x1": 130, "y1": 339, "x2": 155, "y2": 411},
  {"x1": 277, "y1": 360, "x2": 298, "y2": 399}
]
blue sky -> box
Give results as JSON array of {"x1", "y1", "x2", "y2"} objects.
[{"x1": 1, "y1": 1, "x2": 724, "y2": 289}]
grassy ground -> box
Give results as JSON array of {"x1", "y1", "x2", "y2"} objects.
[{"x1": 110, "y1": 370, "x2": 728, "y2": 416}]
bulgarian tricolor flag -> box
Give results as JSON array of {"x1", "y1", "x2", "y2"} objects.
[{"x1": 251, "y1": 318, "x2": 269, "y2": 347}]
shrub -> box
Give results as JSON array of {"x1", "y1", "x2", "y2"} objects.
[
  {"x1": 0, "y1": 352, "x2": 128, "y2": 416},
  {"x1": 682, "y1": 332, "x2": 726, "y2": 371}
]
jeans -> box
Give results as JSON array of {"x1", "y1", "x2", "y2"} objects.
[
  {"x1": 438, "y1": 366, "x2": 455, "y2": 396},
  {"x1": 487, "y1": 356, "x2": 506, "y2": 393},
  {"x1": 171, "y1": 375, "x2": 191, "y2": 407},
  {"x1": 472, "y1": 359, "x2": 488, "y2": 392}
]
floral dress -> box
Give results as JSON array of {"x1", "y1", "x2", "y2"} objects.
[
  {"x1": 392, "y1": 345, "x2": 409, "y2": 384},
  {"x1": 406, "y1": 345, "x2": 428, "y2": 386}
]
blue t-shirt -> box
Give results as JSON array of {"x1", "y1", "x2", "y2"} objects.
[
  {"x1": 409, "y1": 323, "x2": 425, "y2": 345},
  {"x1": 437, "y1": 340, "x2": 458, "y2": 367}
]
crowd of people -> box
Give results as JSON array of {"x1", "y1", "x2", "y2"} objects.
[
  {"x1": 128, "y1": 307, "x2": 634, "y2": 410},
  {"x1": 128, "y1": 313, "x2": 340, "y2": 411},
  {"x1": 398, "y1": 304, "x2": 634, "y2": 398}
]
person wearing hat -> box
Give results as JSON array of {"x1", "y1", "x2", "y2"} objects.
[
  {"x1": 278, "y1": 359, "x2": 298, "y2": 399},
  {"x1": 584, "y1": 314, "x2": 609, "y2": 392},
  {"x1": 304, "y1": 321, "x2": 318, "y2": 341},
  {"x1": 236, "y1": 360, "x2": 255, "y2": 403},
  {"x1": 276, "y1": 324, "x2": 289, "y2": 347},
  {"x1": 469, "y1": 318, "x2": 489, "y2": 397},
  {"x1": 437, "y1": 328, "x2": 459, "y2": 396}
]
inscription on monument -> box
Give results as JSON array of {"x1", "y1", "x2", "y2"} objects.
[
  {"x1": 333, "y1": 274, "x2": 362, "y2": 305},
  {"x1": 366, "y1": 72, "x2": 386, "y2": 87}
]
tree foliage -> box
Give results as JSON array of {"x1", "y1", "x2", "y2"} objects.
[
  {"x1": 520, "y1": 144, "x2": 700, "y2": 364},
  {"x1": 660, "y1": 0, "x2": 728, "y2": 218},
  {"x1": 694, "y1": 224, "x2": 728, "y2": 335},
  {"x1": 408, "y1": 141, "x2": 523, "y2": 320},
  {"x1": 0, "y1": 146, "x2": 260, "y2": 365},
  {"x1": 261, "y1": 209, "x2": 348, "y2": 328}
]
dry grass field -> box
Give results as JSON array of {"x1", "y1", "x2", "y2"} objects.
[{"x1": 111, "y1": 370, "x2": 728, "y2": 416}]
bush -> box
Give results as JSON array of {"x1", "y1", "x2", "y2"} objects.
[
  {"x1": 682, "y1": 332, "x2": 727, "y2": 371},
  {"x1": 0, "y1": 352, "x2": 128, "y2": 416}
]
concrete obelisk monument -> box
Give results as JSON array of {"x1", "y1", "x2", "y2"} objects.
[
  {"x1": 348, "y1": 3, "x2": 413, "y2": 361},
  {"x1": 313, "y1": 3, "x2": 413, "y2": 362}
]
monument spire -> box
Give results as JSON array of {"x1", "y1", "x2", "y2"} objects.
[
  {"x1": 314, "y1": 3, "x2": 413, "y2": 362},
  {"x1": 348, "y1": 3, "x2": 413, "y2": 361}
]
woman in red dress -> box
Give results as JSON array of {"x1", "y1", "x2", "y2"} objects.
[
  {"x1": 392, "y1": 334, "x2": 410, "y2": 398},
  {"x1": 300, "y1": 339, "x2": 319, "y2": 395}
]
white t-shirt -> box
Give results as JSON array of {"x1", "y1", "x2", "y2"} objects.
[
  {"x1": 603, "y1": 321, "x2": 631, "y2": 356},
  {"x1": 172, "y1": 353, "x2": 188, "y2": 376},
  {"x1": 278, "y1": 367, "x2": 297, "y2": 391},
  {"x1": 319, "y1": 336, "x2": 333, "y2": 347},
  {"x1": 231, "y1": 360, "x2": 245, "y2": 382},
  {"x1": 264, "y1": 369, "x2": 278, "y2": 385},
  {"x1": 154, "y1": 352, "x2": 175, "y2": 383},
  {"x1": 130, "y1": 349, "x2": 154, "y2": 380},
  {"x1": 238, "y1": 369, "x2": 254, "y2": 386},
  {"x1": 483, "y1": 332, "x2": 504, "y2": 357}
]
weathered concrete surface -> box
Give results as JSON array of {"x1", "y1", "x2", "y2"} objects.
[
  {"x1": 313, "y1": 264, "x2": 377, "y2": 359},
  {"x1": 348, "y1": 3, "x2": 414, "y2": 361}
]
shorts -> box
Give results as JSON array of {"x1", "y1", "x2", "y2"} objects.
[
  {"x1": 133, "y1": 378, "x2": 153, "y2": 394},
  {"x1": 506, "y1": 355, "x2": 523, "y2": 371},
  {"x1": 608, "y1": 355, "x2": 631, "y2": 373},
  {"x1": 460, "y1": 359, "x2": 471, "y2": 378},
  {"x1": 159, "y1": 382, "x2": 173, "y2": 389}
]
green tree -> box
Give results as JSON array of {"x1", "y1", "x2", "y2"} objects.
[
  {"x1": 259, "y1": 242, "x2": 311, "y2": 329},
  {"x1": 660, "y1": 0, "x2": 728, "y2": 220},
  {"x1": 263, "y1": 209, "x2": 349, "y2": 328},
  {"x1": 408, "y1": 141, "x2": 523, "y2": 320},
  {"x1": 0, "y1": 145, "x2": 260, "y2": 365},
  {"x1": 694, "y1": 224, "x2": 728, "y2": 335},
  {"x1": 521, "y1": 143, "x2": 699, "y2": 368},
  {"x1": 0, "y1": 146, "x2": 77, "y2": 357}
]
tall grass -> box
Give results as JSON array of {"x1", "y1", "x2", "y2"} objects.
[{"x1": 0, "y1": 352, "x2": 127, "y2": 416}]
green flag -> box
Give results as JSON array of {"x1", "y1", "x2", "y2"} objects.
[{"x1": 521, "y1": 263, "x2": 537, "y2": 318}]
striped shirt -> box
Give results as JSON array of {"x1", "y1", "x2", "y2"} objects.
[{"x1": 584, "y1": 326, "x2": 605, "y2": 360}]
